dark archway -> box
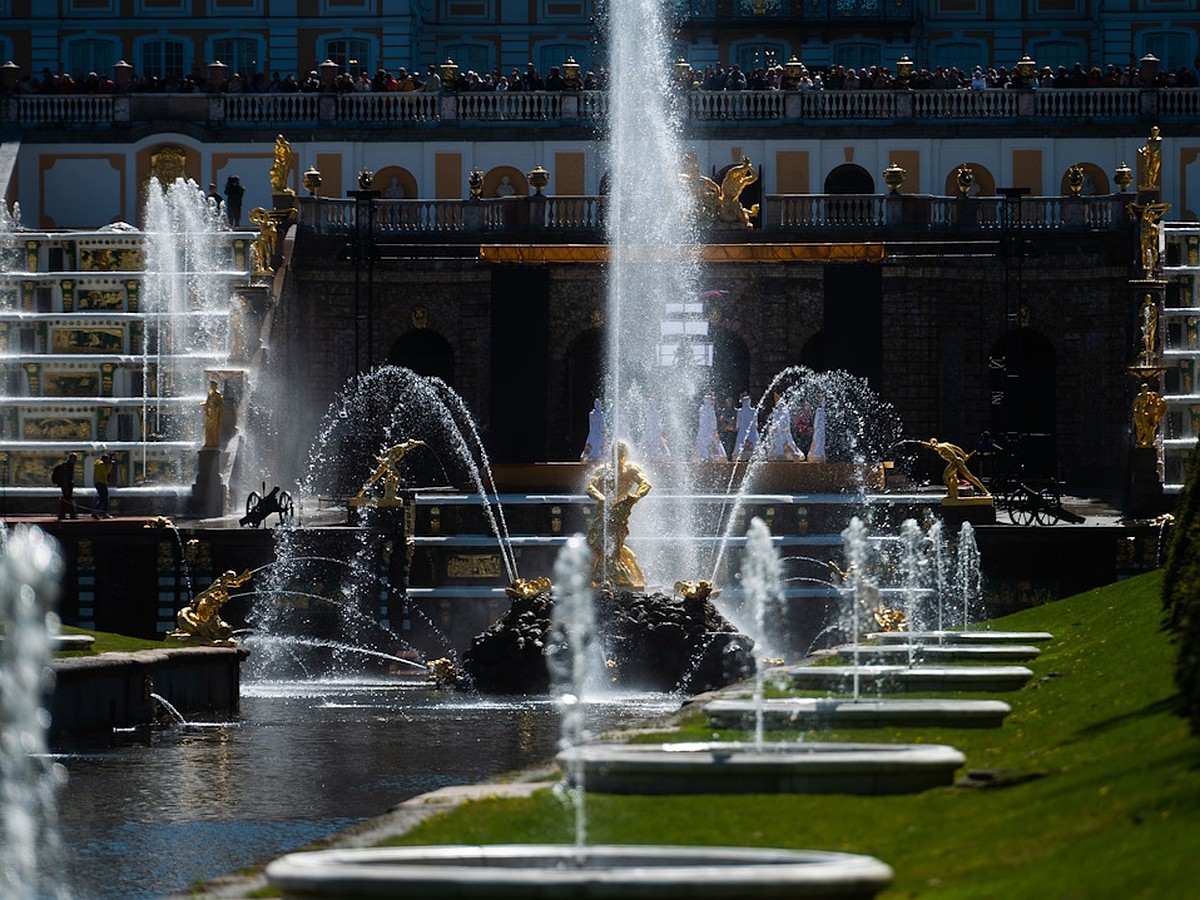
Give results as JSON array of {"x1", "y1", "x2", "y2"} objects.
[
  {"x1": 824, "y1": 164, "x2": 874, "y2": 194},
  {"x1": 387, "y1": 329, "x2": 455, "y2": 386},
  {"x1": 989, "y1": 329, "x2": 1057, "y2": 478},
  {"x1": 565, "y1": 328, "x2": 604, "y2": 459},
  {"x1": 800, "y1": 330, "x2": 826, "y2": 373},
  {"x1": 711, "y1": 326, "x2": 751, "y2": 401}
]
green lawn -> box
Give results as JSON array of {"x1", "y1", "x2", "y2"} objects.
[
  {"x1": 385, "y1": 570, "x2": 1200, "y2": 898},
  {"x1": 57, "y1": 624, "x2": 163, "y2": 655}
]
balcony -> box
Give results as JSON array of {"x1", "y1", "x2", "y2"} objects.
[
  {"x1": 4, "y1": 87, "x2": 1197, "y2": 131},
  {"x1": 298, "y1": 192, "x2": 1129, "y2": 241}
]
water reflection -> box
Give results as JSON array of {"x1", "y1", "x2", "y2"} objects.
[{"x1": 57, "y1": 680, "x2": 675, "y2": 899}]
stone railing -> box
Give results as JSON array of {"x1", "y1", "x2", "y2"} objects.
[
  {"x1": 299, "y1": 193, "x2": 1130, "y2": 237},
  {"x1": 6, "y1": 87, "x2": 1199, "y2": 129}
]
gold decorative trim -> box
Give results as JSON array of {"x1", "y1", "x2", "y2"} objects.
[{"x1": 478, "y1": 243, "x2": 885, "y2": 264}]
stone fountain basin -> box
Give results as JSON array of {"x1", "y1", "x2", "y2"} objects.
[
  {"x1": 705, "y1": 697, "x2": 1012, "y2": 730},
  {"x1": 836, "y1": 644, "x2": 1041, "y2": 663},
  {"x1": 557, "y1": 741, "x2": 965, "y2": 795},
  {"x1": 265, "y1": 844, "x2": 894, "y2": 899},
  {"x1": 867, "y1": 630, "x2": 1054, "y2": 645},
  {"x1": 788, "y1": 664, "x2": 1034, "y2": 693}
]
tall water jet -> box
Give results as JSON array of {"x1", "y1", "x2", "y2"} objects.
[
  {"x1": 955, "y1": 522, "x2": 982, "y2": 628},
  {"x1": 0, "y1": 526, "x2": 67, "y2": 900},
  {"x1": 603, "y1": 0, "x2": 704, "y2": 586},
  {"x1": 741, "y1": 516, "x2": 783, "y2": 750}
]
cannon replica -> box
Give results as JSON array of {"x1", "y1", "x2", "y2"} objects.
[{"x1": 240, "y1": 483, "x2": 295, "y2": 528}]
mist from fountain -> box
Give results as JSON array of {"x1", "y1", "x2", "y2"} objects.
[
  {"x1": 0, "y1": 525, "x2": 68, "y2": 900},
  {"x1": 140, "y1": 178, "x2": 240, "y2": 481}
]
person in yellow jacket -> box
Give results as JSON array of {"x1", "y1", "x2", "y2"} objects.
[{"x1": 92, "y1": 453, "x2": 114, "y2": 519}]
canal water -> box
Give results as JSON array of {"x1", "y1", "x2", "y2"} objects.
[{"x1": 54, "y1": 678, "x2": 677, "y2": 899}]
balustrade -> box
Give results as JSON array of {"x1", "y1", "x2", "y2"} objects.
[{"x1": 8, "y1": 87, "x2": 1200, "y2": 128}]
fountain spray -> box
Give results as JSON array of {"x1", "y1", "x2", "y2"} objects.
[{"x1": 741, "y1": 517, "x2": 783, "y2": 751}]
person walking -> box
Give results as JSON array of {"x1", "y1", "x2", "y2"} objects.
[
  {"x1": 92, "y1": 453, "x2": 114, "y2": 518},
  {"x1": 52, "y1": 452, "x2": 78, "y2": 519}
]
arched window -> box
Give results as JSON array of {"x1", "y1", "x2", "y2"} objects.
[
  {"x1": 210, "y1": 35, "x2": 263, "y2": 77},
  {"x1": 731, "y1": 40, "x2": 788, "y2": 73},
  {"x1": 832, "y1": 42, "x2": 882, "y2": 72},
  {"x1": 1142, "y1": 32, "x2": 1194, "y2": 73},
  {"x1": 989, "y1": 329, "x2": 1057, "y2": 477},
  {"x1": 64, "y1": 36, "x2": 121, "y2": 79},
  {"x1": 1028, "y1": 40, "x2": 1086, "y2": 72},
  {"x1": 928, "y1": 41, "x2": 986, "y2": 74},
  {"x1": 321, "y1": 35, "x2": 374, "y2": 74},
  {"x1": 536, "y1": 43, "x2": 593, "y2": 75},
  {"x1": 824, "y1": 164, "x2": 874, "y2": 194},
  {"x1": 440, "y1": 43, "x2": 491, "y2": 78},
  {"x1": 135, "y1": 34, "x2": 189, "y2": 80},
  {"x1": 943, "y1": 162, "x2": 995, "y2": 197}
]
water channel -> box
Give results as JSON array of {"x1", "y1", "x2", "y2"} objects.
[{"x1": 54, "y1": 678, "x2": 675, "y2": 899}]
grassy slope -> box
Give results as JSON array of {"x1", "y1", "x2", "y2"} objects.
[
  {"x1": 386, "y1": 570, "x2": 1200, "y2": 898},
  {"x1": 57, "y1": 625, "x2": 163, "y2": 654}
]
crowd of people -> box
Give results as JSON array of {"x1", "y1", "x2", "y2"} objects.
[{"x1": 6, "y1": 56, "x2": 1200, "y2": 98}]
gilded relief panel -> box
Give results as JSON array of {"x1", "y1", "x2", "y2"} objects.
[
  {"x1": 23, "y1": 418, "x2": 93, "y2": 441},
  {"x1": 43, "y1": 372, "x2": 100, "y2": 397},
  {"x1": 51, "y1": 328, "x2": 124, "y2": 353},
  {"x1": 78, "y1": 247, "x2": 145, "y2": 272},
  {"x1": 76, "y1": 288, "x2": 127, "y2": 311}
]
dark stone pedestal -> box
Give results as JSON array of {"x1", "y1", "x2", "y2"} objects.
[
  {"x1": 939, "y1": 497, "x2": 996, "y2": 529},
  {"x1": 190, "y1": 448, "x2": 226, "y2": 518},
  {"x1": 1129, "y1": 445, "x2": 1165, "y2": 518}
]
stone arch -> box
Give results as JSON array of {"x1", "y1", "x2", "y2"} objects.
[
  {"x1": 988, "y1": 328, "x2": 1057, "y2": 477},
  {"x1": 372, "y1": 166, "x2": 418, "y2": 199},
  {"x1": 824, "y1": 164, "x2": 875, "y2": 194},
  {"x1": 943, "y1": 162, "x2": 996, "y2": 197},
  {"x1": 1058, "y1": 162, "x2": 1109, "y2": 197},
  {"x1": 483, "y1": 166, "x2": 528, "y2": 199},
  {"x1": 387, "y1": 329, "x2": 455, "y2": 387},
  {"x1": 800, "y1": 330, "x2": 826, "y2": 373}
]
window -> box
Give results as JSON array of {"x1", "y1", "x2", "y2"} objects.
[
  {"x1": 537, "y1": 43, "x2": 591, "y2": 74},
  {"x1": 207, "y1": 0, "x2": 263, "y2": 12},
  {"x1": 138, "y1": 37, "x2": 188, "y2": 80},
  {"x1": 1028, "y1": 40, "x2": 1086, "y2": 71},
  {"x1": 66, "y1": 36, "x2": 121, "y2": 78},
  {"x1": 135, "y1": 0, "x2": 190, "y2": 11},
  {"x1": 930, "y1": 40, "x2": 986, "y2": 73},
  {"x1": 833, "y1": 42, "x2": 882, "y2": 71},
  {"x1": 211, "y1": 37, "x2": 261, "y2": 76},
  {"x1": 733, "y1": 41, "x2": 787, "y2": 72},
  {"x1": 441, "y1": 0, "x2": 492, "y2": 20},
  {"x1": 441, "y1": 43, "x2": 491, "y2": 76},
  {"x1": 322, "y1": 37, "x2": 373, "y2": 74},
  {"x1": 1142, "y1": 31, "x2": 1194, "y2": 72}
]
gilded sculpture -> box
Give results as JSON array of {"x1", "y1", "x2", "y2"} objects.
[
  {"x1": 201, "y1": 380, "x2": 223, "y2": 449},
  {"x1": 681, "y1": 156, "x2": 760, "y2": 227},
  {"x1": 1139, "y1": 294, "x2": 1158, "y2": 363},
  {"x1": 585, "y1": 441, "x2": 651, "y2": 588},
  {"x1": 919, "y1": 438, "x2": 991, "y2": 501},
  {"x1": 248, "y1": 207, "x2": 277, "y2": 275},
  {"x1": 1136, "y1": 125, "x2": 1161, "y2": 192},
  {"x1": 270, "y1": 134, "x2": 297, "y2": 196},
  {"x1": 1133, "y1": 382, "x2": 1168, "y2": 448},
  {"x1": 1132, "y1": 200, "x2": 1171, "y2": 272},
  {"x1": 166, "y1": 569, "x2": 252, "y2": 646},
  {"x1": 355, "y1": 439, "x2": 425, "y2": 505}
]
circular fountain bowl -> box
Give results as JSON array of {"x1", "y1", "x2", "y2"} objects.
[
  {"x1": 265, "y1": 844, "x2": 894, "y2": 899},
  {"x1": 705, "y1": 697, "x2": 1012, "y2": 730},
  {"x1": 557, "y1": 741, "x2": 965, "y2": 795}
]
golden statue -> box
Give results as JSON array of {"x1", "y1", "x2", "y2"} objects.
[
  {"x1": 1132, "y1": 200, "x2": 1171, "y2": 272},
  {"x1": 681, "y1": 155, "x2": 759, "y2": 227},
  {"x1": 505, "y1": 576, "x2": 552, "y2": 600},
  {"x1": 1137, "y1": 126, "x2": 1162, "y2": 192},
  {"x1": 149, "y1": 146, "x2": 187, "y2": 189},
  {"x1": 201, "y1": 380, "x2": 224, "y2": 449},
  {"x1": 673, "y1": 580, "x2": 721, "y2": 602},
  {"x1": 919, "y1": 438, "x2": 991, "y2": 500},
  {"x1": 585, "y1": 441, "x2": 651, "y2": 588},
  {"x1": 1139, "y1": 294, "x2": 1158, "y2": 363},
  {"x1": 166, "y1": 569, "x2": 251, "y2": 646},
  {"x1": 248, "y1": 207, "x2": 277, "y2": 275},
  {"x1": 270, "y1": 134, "x2": 297, "y2": 196},
  {"x1": 355, "y1": 439, "x2": 425, "y2": 504},
  {"x1": 1133, "y1": 382, "x2": 1168, "y2": 448}
]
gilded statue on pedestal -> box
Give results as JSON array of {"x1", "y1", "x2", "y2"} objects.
[
  {"x1": 355, "y1": 439, "x2": 425, "y2": 505},
  {"x1": 585, "y1": 441, "x2": 651, "y2": 588},
  {"x1": 919, "y1": 438, "x2": 990, "y2": 501},
  {"x1": 166, "y1": 569, "x2": 251, "y2": 646},
  {"x1": 248, "y1": 207, "x2": 277, "y2": 275},
  {"x1": 1136, "y1": 126, "x2": 1162, "y2": 192},
  {"x1": 202, "y1": 380, "x2": 223, "y2": 449},
  {"x1": 270, "y1": 134, "x2": 297, "y2": 196},
  {"x1": 1133, "y1": 382, "x2": 1168, "y2": 448}
]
